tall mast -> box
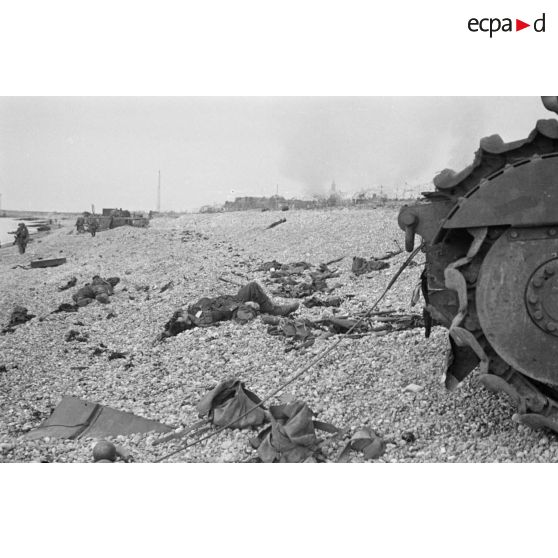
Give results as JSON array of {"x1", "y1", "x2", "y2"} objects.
[{"x1": 157, "y1": 170, "x2": 161, "y2": 212}]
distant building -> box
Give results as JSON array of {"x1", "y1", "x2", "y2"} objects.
[
  {"x1": 200, "y1": 205, "x2": 224, "y2": 214},
  {"x1": 222, "y1": 195, "x2": 317, "y2": 212}
]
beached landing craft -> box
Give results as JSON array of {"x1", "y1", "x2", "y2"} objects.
[
  {"x1": 84, "y1": 208, "x2": 150, "y2": 232},
  {"x1": 398, "y1": 96, "x2": 558, "y2": 434}
]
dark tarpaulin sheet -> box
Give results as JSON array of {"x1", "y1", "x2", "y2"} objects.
[{"x1": 24, "y1": 396, "x2": 173, "y2": 440}]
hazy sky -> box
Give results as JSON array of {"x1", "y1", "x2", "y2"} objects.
[{"x1": 0, "y1": 97, "x2": 552, "y2": 212}]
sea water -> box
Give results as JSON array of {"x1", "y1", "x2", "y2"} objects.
[{"x1": 0, "y1": 218, "x2": 41, "y2": 246}]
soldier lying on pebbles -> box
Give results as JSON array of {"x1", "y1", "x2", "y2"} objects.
[
  {"x1": 2, "y1": 306, "x2": 36, "y2": 333},
  {"x1": 159, "y1": 281, "x2": 299, "y2": 340},
  {"x1": 72, "y1": 276, "x2": 120, "y2": 306}
]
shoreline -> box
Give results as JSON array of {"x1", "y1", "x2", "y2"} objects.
[{"x1": 0, "y1": 222, "x2": 60, "y2": 252}]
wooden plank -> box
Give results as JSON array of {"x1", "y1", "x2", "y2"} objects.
[{"x1": 30, "y1": 258, "x2": 67, "y2": 268}]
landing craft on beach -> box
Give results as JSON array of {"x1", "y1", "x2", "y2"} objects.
[{"x1": 75, "y1": 208, "x2": 150, "y2": 235}]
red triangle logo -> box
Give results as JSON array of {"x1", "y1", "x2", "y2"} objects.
[{"x1": 516, "y1": 19, "x2": 530, "y2": 31}]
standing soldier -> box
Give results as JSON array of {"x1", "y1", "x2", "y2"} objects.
[
  {"x1": 75, "y1": 215, "x2": 85, "y2": 233},
  {"x1": 14, "y1": 223, "x2": 30, "y2": 254},
  {"x1": 88, "y1": 218, "x2": 99, "y2": 237}
]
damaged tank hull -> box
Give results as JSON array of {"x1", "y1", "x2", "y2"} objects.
[{"x1": 398, "y1": 111, "x2": 558, "y2": 434}]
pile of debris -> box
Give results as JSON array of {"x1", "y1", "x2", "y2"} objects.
[
  {"x1": 260, "y1": 260, "x2": 343, "y2": 299},
  {"x1": 181, "y1": 229, "x2": 209, "y2": 242},
  {"x1": 351, "y1": 249, "x2": 402, "y2": 276},
  {"x1": 151, "y1": 378, "x2": 387, "y2": 463},
  {"x1": 303, "y1": 295, "x2": 343, "y2": 308},
  {"x1": 264, "y1": 310, "x2": 425, "y2": 351}
]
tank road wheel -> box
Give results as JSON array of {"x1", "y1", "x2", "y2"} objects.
[
  {"x1": 476, "y1": 227, "x2": 558, "y2": 386},
  {"x1": 473, "y1": 227, "x2": 558, "y2": 431},
  {"x1": 434, "y1": 226, "x2": 558, "y2": 434}
]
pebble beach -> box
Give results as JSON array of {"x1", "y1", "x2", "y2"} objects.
[{"x1": 0, "y1": 207, "x2": 555, "y2": 463}]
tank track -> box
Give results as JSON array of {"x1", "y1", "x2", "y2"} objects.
[{"x1": 423, "y1": 120, "x2": 558, "y2": 434}]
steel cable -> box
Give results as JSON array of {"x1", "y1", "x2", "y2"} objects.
[{"x1": 154, "y1": 242, "x2": 424, "y2": 462}]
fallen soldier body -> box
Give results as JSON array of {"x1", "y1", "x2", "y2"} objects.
[
  {"x1": 72, "y1": 276, "x2": 120, "y2": 306},
  {"x1": 160, "y1": 281, "x2": 299, "y2": 339}
]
